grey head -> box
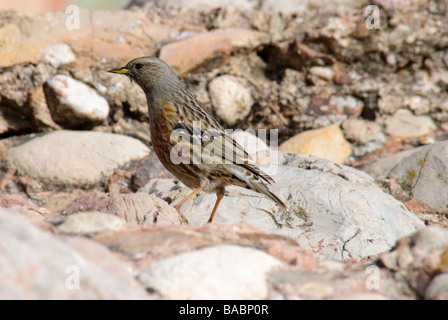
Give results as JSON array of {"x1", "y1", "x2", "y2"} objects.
[{"x1": 108, "y1": 56, "x2": 182, "y2": 96}]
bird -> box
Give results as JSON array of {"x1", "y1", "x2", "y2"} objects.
[{"x1": 108, "y1": 56, "x2": 289, "y2": 223}]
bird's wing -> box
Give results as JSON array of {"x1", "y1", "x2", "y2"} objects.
[{"x1": 171, "y1": 120, "x2": 274, "y2": 185}]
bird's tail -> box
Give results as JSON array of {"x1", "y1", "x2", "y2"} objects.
[{"x1": 249, "y1": 178, "x2": 289, "y2": 213}]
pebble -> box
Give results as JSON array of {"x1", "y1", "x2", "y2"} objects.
[
  {"x1": 309, "y1": 66, "x2": 334, "y2": 81},
  {"x1": 208, "y1": 75, "x2": 254, "y2": 125},
  {"x1": 138, "y1": 245, "x2": 283, "y2": 299},
  {"x1": 44, "y1": 74, "x2": 110, "y2": 127}
]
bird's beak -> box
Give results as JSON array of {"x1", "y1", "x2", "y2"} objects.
[{"x1": 108, "y1": 67, "x2": 130, "y2": 75}]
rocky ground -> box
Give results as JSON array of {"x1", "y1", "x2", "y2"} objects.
[{"x1": 1, "y1": 0, "x2": 448, "y2": 299}]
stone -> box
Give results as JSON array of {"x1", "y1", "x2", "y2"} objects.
[
  {"x1": 388, "y1": 141, "x2": 448, "y2": 212},
  {"x1": 378, "y1": 94, "x2": 404, "y2": 114},
  {"x1": 143, "y1": 152, "x2": 424, "y2": 260},
  {"x1": 0, "y1": 10, "x2": 172, "y2": 68},
  {"x1": 44, "y1": 74, "x2": 110, "y2": 127},
  {"x1": 279, "y1": 124, "x2": 351, "y2": 164},
  {"x1": 306, "y1": 95, "x2": 363, "y2": 117},
  {"x1": 159, "y1": 28, "x2": 269, "y2": 75},
  {"x1": 94, "y1": 222, "x2": 316, "y2": 271},
  {"x1": 27, "y1": 86, "x2": 61, "y2": 131},
  {"x1": 57, "y1": 212, "x2": 126, "y2": 235},
  {"x1": 341, "y1": 118, "x2": 382, "y2": 144},
  {"x1": 379, "y1": 226, "x2": 448, "y2": 298},
  {"x1": 6, "y1": 130, "x2": 150, "y2": 187},
  {"x1": 208, "y1": 75, "x2": 254, "y2": 126},
  {"x1": 0, "y1": 207, "x2": 149, "y2": 299},
  {"x1": 384, "y1": 109, "x2": 436, "y2": 138},
  {"x1": 100, "y1": 72, "x2": 148, "y2": 119},
  {"x1": 137, "y1": 245, "x2": 283, "y2": 299},
  {"x1": 107, "y1": 193, "x2": 183, "y2": 225},
  {"x1": 425, "y1": 273, "x2": 448, "y2": 300},
  {"x1": 360, "y1": 147, "x2": 422, "y2": 180},
  {"x1": 41, "y1": 43, "x2": 76, "y2": 68},
  {"x1": 309, "y1": 66, "x2": 334, "y2": 81}
]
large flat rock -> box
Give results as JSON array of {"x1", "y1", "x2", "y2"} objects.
[
  {"x1": 6, "y1": 130, "x2": 150, "y2": 187},
  {"x1": 142, "y1": 152, "x2": 424, "y2": 260}
]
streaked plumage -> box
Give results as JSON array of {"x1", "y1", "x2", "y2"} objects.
[{"x1": 108, "y1": 56, "x2": 288, "y2": 223}]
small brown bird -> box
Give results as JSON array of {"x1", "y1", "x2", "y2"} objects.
[{"x1": 108, "y1": 57, "x2": 288, "y2": 223}]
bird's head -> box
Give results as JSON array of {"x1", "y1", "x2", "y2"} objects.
[{"x1": 108, "y1": 56, "x2": 179, "y2": 93}]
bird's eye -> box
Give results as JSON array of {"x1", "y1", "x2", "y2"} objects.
[{"x1": 135, "y1": 63, "x2": 143, "y2": 70}]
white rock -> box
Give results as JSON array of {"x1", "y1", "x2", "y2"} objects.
[
  {"x1": 309, "y1": 66, "x2": 334, "y2": 81},
  {"x1": 208, "y1": 75, "x2": 253, "y2": 126},
  {"x1": 0, "y1": 208, "x2": 149, "y2": 299},
  {"x1": 42, "y1": 43, "x2": 75, "y2": 68},
  {"x1": 142, "y1": 153, "x2": 424, "y2": 260},
  {"x1": 6, "y1": 130, "x2": 150, "y2": 187},
  {"x1": 57, "y1": 212, "x2": 126, "y2": 235},
  {"x1": 138, "y1": 245, "x2": 282, "y2": 299},
  {"x1": 44, "y1": 74, "x2": 110, "y2": 127}
]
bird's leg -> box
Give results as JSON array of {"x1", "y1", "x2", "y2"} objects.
[
  {"x1": 173, "y1": 187, "x2": 204, "y2": 223},
  {"x1": 207, "y1": 193, "x2": 223, "y2": 223}
]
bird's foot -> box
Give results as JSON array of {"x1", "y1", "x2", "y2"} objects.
[{"x1": 174, "y1": 204, "x2": 189, "y2": 224}]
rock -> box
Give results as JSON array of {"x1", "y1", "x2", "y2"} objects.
[
  {"x1": 388, "y1": 141, "x2": 448, "y2": 212},
  {"x1": 41, "y1": 43, "x2": 76, "y2": 68},
  {"x1": 384, "y1": 109, "x2": 436, "y2": 138},
  {"x1": 142, "y1": 152, "x2": 424, "y2": 260},
  {"x1": 6, "y1": 130, "x2": 150, "y2": 187},
  {"x1": 159, "y1": 28, "x2": 269, "y2": 75},
  {"x1": 406, "y1": 95, "x2": 431, "y2": 115},
  {"x1": 100, "y1": 72, "x2": 148, "y2": 120},
  {"x1": 27, "y1": 86, "x2": 61, "y2": 131},
  {"x1": 309, "y1": 66, "x2": 334, "y2": 81},
  {"x1": 131, "y1": 152, "x2": 174, "y2": 190},
  {"x1": 426, "y1": 273, "x2": 448, "y2": 300},
  {"x1": 378, "y1": 94, "x2": 404, "y2": 114},
  {"x1": 0, "y1": 207, "x2": 149, "y2": 299},
  {"x1": 379, "y1": 226, "x2": 448, "y2": 298},
  {"x1": 341, "y1": 118, "x2": 382, "y2": 144},
  {"x1": 0, "y1": 10, "x2": 172, "y2": 68},
  {"x1": 126, "y1": 0, "x2": 257, "y2": 10},
  {"x1": 137, "y1": 245, "x2": 283, "y2": 299},
  {"x1": 108, "y1": 193, "x2": 183, "y2": 225},
  {"x1": 360, "y1": 147, "x2": 422, "y2": 180},
  {"x1": 94, "y1": 222, "x2": 316, "y2": 269},
  {"x1": 93, "y1": 222, "x2": 317, "y2": 271},
  {"x1": 279, "y1": 123, "x2": 351, "y2": 164},
  {"x1": 44, "y1": 75, "x2": 110, "y2": 127},
  {"x1": 306, "y1": 95, "x2": 363, "y2": 117},
  {"x1": 208, "y1": 75, "x2": 254, "y2": 126},
  {"x1": 57, "y1": 212, "x2": 126, "y2": 235}
]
